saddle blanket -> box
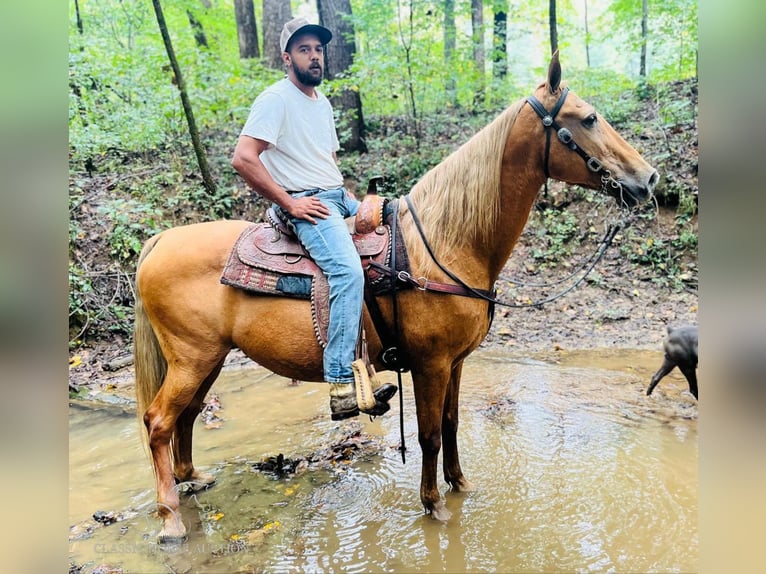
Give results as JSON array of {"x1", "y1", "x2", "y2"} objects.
[{"x1": 220, "y1": 218, "x2": 404, "y2": 347}]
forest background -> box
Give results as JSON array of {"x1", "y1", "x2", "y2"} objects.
[{"x1": 68, "y1": 0, "x2": 698, "y2": 350}]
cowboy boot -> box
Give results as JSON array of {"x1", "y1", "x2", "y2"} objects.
[
  {"x1": 329, "y1": 383, "x2": 360, "y2": 421},
  {"x1": 329, "y1": 362, "x2": 394, "y2": 421},
  {"x1": 329, "y1": 382, "x2": 391, "y2": 420}
]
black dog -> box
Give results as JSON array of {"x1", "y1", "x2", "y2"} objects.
[{"x1": 647, "y1": 325, "x2": 698, "y2": 400}]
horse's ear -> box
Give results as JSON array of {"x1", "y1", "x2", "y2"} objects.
[{"x1": 547, "y1": 50, "x2": 561, "y2": 94}]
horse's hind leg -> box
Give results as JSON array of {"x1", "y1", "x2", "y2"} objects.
[
  {"x1": 172, "y1": 358, "x2": 226, "y2": 489},
  {"x1": 144, "y1": 358, "x2": 224, "y2": 542},
  {"x1": 442, "y1": 361, "x2": 474, "y2": 492}
]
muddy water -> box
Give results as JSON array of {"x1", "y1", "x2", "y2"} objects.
[{"x1": 69, "y1": 349, "x2": 697, "y2": 573}]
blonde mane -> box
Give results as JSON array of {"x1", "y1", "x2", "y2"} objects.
[{"x1": 407, "y1": 99, "x2": 525, "y2": 262}]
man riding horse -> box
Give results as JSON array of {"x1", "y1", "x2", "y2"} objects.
[{"x1": 231, "y1": 17, "x2": 396, "y2": 420}]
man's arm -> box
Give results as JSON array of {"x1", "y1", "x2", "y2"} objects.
[{"x1": 231, "y1": 136, "x2": 330, "y2": 224}]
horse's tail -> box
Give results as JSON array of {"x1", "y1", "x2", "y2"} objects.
[{"x1": 133, "y1": 233, "x2": 167, "y2": 454}]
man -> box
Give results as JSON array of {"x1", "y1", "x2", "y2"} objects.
[{"x1": 231, "y1": 17, "x2": 396, "y2": 420}]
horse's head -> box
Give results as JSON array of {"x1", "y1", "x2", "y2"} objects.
[{"x1": 526, "y1": 52, "x2": 659, "y2": 207}]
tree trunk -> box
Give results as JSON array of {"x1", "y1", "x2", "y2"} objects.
[
  {"x1": 640, "y1": 0, "x2": 648, "y2": 77},
  {"x1": 234, "y1": 0, "x2": 260, "y2": 59},
  {"x1": 584, "y1": 0, "x2": 590, "y2": 67},
  {"x1": 186, "y1": 10, "x2": 208, "y2": 48},
  {"x1": 150, "y1": 0, "x2": 216, "y2": 196},
  {"x1": 549, "y1": 0, "x2": 558, "y2": 55},
  {"x1": 471, "y1": 0, "x2": 485, "y2": 107},
  {"x1": 74, "y1": 0, "x2": 83, "y2": 34},
  {"x1": 492, "y1": 4, "x2": 507, "y2": 79},
  {"x1": 318, "y1": 0, "x2": 367, "y2": 153},
  {"x1": 444, "y1": 0, "x2": 457, "y2": 107},
  {"x1": 262, "y1": 0, "x2": 292, "y2": 69}
]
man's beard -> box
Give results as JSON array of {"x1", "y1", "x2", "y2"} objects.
[{"x1": 294, "y1": 63, "x2": 323, "y2": 87}]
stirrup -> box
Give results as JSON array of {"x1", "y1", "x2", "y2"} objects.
[{"x1": 351, "y1": 359, "x2": 377, "y2": 411}]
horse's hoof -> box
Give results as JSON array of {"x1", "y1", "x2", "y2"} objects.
[
  {"x1": 429, "y1": 502, "x2": 452, "y2": 522},
  {"x1": 175, "y1": 470, "x2": 216, "y2": 492},
  {"x1": 188, "y1": 470, "x2": 216, "y2": 491},
  {"x1": 157, "y1": 524, "x2": 188, "y2": 545},
  {"x1": 450, "y1": 478, "x2": 475, "y2": 492}
]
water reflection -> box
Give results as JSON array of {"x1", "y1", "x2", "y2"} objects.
[{"x1": 69, "y1": 348, "x2": 697, "y2": 573}]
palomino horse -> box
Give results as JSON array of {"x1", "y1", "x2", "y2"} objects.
[{"x1": 134, "y1": 53, "x2": 658, "y2": 541}]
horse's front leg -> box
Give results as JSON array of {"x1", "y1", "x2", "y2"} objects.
[
  {"x1": 442, "y1": 360, "x2": 474, "y2": 492},
  {"x1": 412, "y1": 365, "x2": 452, "y2": 521}
]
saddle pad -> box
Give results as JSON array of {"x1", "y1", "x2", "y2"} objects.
[{"x1": 221, "y1": 222, "x2": 395, "y2": 347}]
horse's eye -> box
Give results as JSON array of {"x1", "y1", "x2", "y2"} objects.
[{"x1": 582, "y1": 114, "x2": 598, "y2": 128}]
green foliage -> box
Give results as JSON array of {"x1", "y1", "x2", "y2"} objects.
[
  {"x1": 68, "y1": 258, "x2": 135, "y2": 343},
  {"x1": 68, "y1": 262, "x2": 94, "y2": 340},
  {"x1": 571, "y1": 67, "x2": 639, "y2": 124},
  {"x1": 68, "y1": 0, "x2": 279, "y2": 167},
  {"x1": 530, "y1": 208, "x2": 580, "y2": 265},
  {"x1": 98, "y1": 199, "x2": 166, "y2": 263},
  {"x1": 620, "y1": 213, "x2": 697, "y2": 291},
  {"x1": 601, "y1": 0, "x2": 697, "y2": 81}
]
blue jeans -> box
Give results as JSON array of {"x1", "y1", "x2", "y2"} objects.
[{"x1": 278, "y1": 188, "x2": 362, "y2": 383}]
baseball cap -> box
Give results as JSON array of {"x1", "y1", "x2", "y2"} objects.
[{"x1": 279, "y1": 17, "x2": 332, "y2": 53}]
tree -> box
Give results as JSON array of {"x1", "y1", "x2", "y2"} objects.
[
  {"x1": 318, "y1": 0, "x2": 367, "y2": 153},
  {"x1": 492, "y1": 2, "x2": 507, "y2": 79},
  {"x1": 150, "y1": 0, "x2": 216, "y2": 195},
  {"x1": 444, "y1": 0, "x2": 457, "y2": 106},
  {"x1": 395, "y1": 0, "x2": 420, "y2": 144},
  {"x1": 262, "y1": 0, "x2": 292, "y2": 69},
  {"x1": 186, "y1": 9, "x2": 208, "y2": 48},
  {"x1": 74, "y1": 0, "x2": 83, "y2": 34},
  {"x1": 640, "y1": 0, "x2": 648, "y2": 77},
  {"x1": 234, "y1": 0, "x2": 260, "y2": 59},
  {"x1": 583, "y1": 0, "x2": 590, "y2": 67},
  {"x1": 549, "y1": 0, "x2": 558, "y2": 55},
  {"x1": 471, "y1": 0, "x2": 485, "y2": 106}
]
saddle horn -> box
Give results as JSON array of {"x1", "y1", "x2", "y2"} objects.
[{"x1": 367, "y1": 175, "x2": 384, "y2": 196}]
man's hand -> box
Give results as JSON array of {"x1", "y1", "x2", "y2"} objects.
[{"x1": 286, "y1": 195, "x2": 331, "y2": 225}]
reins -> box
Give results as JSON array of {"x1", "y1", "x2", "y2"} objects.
[{"x1": 402, "y1": 195, "x2": 635, "y2": 310}]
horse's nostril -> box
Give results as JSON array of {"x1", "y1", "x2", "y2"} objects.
[{"x1": 648, "y1": 170, "x2": 660, "y2": 188}]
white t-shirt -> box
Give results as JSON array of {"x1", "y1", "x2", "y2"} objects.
[{"x1": 240, "y1": 78, "x2": 344, "y2": 191}]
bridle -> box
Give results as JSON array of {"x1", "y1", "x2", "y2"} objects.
[{"x1": 525, "y1": 87, "x2": 623, "y2": 198}]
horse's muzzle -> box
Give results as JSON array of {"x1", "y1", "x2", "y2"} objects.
[{"x1": 612, "y1": 169, "x2": 659, "y2": 207}]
